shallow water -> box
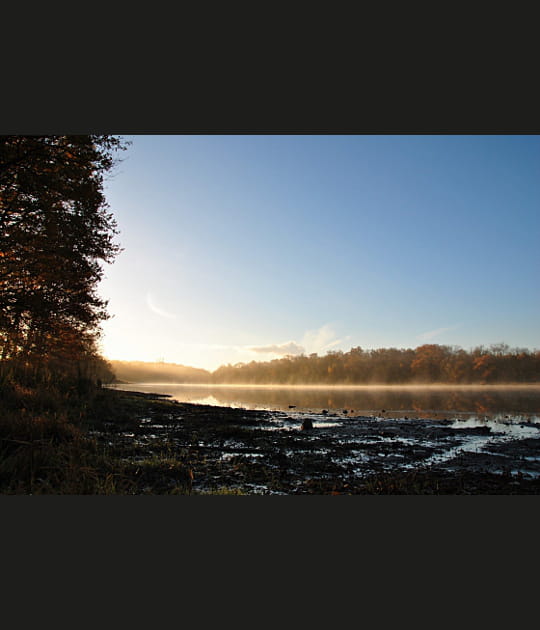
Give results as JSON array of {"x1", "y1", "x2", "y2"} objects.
[
  {"x1": 102, "y1": 384, "x2": 540, "y2": 487},
  {"x1": 108, "y1": 382, "x2": 540, "y2": 420},
  {"x1": 450, "y1": 416, "x2": 539, "y2": 436}
]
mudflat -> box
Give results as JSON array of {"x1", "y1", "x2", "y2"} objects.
[{"x1": 85, "y1": 389, "x2": 540, "y2": 494}]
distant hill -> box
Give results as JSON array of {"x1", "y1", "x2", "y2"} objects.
[{"x1": 109, "y1": 360, "x2": 212, "y2": 384}]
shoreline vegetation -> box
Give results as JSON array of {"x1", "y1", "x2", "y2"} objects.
[
  {"x1": 109, "y1": 344, "x2": 540, "y2": 386},
  {"x1": 2, "y1": 382, "x2": 540, "y2": 495},
  {"x1": 110, "y1": 382, "x2": 540, "y2": 389}
]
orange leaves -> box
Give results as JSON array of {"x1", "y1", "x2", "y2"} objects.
[{"x1": 472, "y1": 354, "x2": 496, "y2": 382}]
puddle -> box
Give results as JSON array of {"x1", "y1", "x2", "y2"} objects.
[
  {"x1": 411, "y1": 420, "x2": 540, "y2": 472},
  {"x1": 219, "y1": 452, "x2": 265, "y2": 461},
  {"x1": 451, "y1": 417, "x2": 539, "y2": 438},
  {"x1": 96, "y1": 394, "x2": 540, "y2": 492}
]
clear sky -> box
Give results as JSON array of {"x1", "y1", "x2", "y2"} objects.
[{"x1": 97, "y1": 134, "x2": 540, "y2": 371}]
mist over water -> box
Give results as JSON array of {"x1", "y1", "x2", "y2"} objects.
[
  {"x1": 108, "y1": 383, "x2": 540, "y2": 419},
  {"x1": 108, "y1": 382, "x2": 540, "y2": 480}
]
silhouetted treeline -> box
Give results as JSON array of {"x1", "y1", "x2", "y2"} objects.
[
  {"x1": 211, "y1": 344, "x2": 540, "y2": 385},
  {"x1": 110, "y1": 360, "x2": 211, "y2": 384},
  {"x1": 0, "y1": 135, "x2": 126, "y2": 393}
]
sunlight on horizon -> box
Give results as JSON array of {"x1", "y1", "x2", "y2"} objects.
[{"x1": 98, "y1": 135, "x2": 540, "y2": 369}]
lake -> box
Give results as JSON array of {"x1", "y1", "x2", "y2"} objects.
[
  {"x1": 107, "y1": 383, "x2": 540, "y2": 421},
  {"x1": 104, "y1": 383, "x2": 540, "y2": 485}
]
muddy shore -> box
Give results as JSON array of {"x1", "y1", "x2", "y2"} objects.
[{"x1": 82, "y1": 388, "x2": 540, "y2": 494}]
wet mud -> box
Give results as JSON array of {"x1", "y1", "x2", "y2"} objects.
[{"x1": 89, "y1": 390, "x2": 540, "y2": 494}]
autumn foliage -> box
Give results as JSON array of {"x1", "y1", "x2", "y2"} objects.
[
  {"x1": 212, "y1": 343, "x2": 540, "y2": 385},
  {"x1": 0, "y1": 135, "x2": 126, "y2": 387}
]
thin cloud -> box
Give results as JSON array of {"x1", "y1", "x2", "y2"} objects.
[
  {"x1": 248, "y1": 325, "x2": 347, "y2": 358},
  {"x1": 248, "y1": 341, "x2": 305, "y2": 356},
  {"x1": 177, "y1": 324, "x2": 350, "y2": 364},
  {"x1": 417, "y1": 324, "x2": 460, "y2": 341},
  {"x1": 320, "y1": 337, "x2": 348, "y2": 352},
  {"x1": 146, "y1": 293, "x2": 176, "y2": 319},
  {"x1": 302, "y1": 323, "x2": 349, "y2": 354}
]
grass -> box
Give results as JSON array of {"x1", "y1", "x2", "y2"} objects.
[
  {"x1": 0, "y1": 381, "x2": 247, "y2": 494},
  {"x1": 2, "y1": 379, "x2": 539, "y2": 495},
  {"x1": 0, "y1": 379, "x2": 170, "y2": 494},
  {"x1": 200, "y1": 487, "x2": 249, "y2": 495}
]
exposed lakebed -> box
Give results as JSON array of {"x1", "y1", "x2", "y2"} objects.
[{"x1": 95, "y1": 386, "x2": 540, "y2": 494}]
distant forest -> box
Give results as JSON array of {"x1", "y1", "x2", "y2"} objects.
[
  {"x1": 110, "y1": 360, "x2": 210, "y2": 384},
  {"x1": 112, "y1": 344, "x2": 540, "y2": 385}
]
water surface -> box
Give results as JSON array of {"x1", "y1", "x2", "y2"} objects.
[{"x1": 108, "y1": 383, "x2": 540, "y2": 420}]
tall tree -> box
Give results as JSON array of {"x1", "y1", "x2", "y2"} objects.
[{"x1": 0, "y1": 135, "x2": 127, "y2": 369}]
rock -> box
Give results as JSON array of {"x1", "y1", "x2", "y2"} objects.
[
  {"x1": 322, "y1": 409, "x2": 328, "y2": 414},
  {"x1": 301, "y1": 419, "x2": 313, "y2": 430},
  {"x1": 289, "y1": 405, "x2": 296, "y2": 409}
]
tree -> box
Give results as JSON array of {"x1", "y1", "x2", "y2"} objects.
[
  {"x1": 0, "y1": 135, "x2": 127, "y2": 377},
  {"x1": 410, "y1": 344, "x2": 451, "y2": 383}
]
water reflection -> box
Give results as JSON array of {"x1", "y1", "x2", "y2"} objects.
[{"x1": 108, "y1": 383, "x2": 540, "y2": 418}]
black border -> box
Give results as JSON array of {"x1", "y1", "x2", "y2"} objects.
[
  {"x1": 3, "y1": 76, "x2": 539, "y2": 135},
  {"x1": 2, "y1": 76, "x2": 539, "y2": 594}
]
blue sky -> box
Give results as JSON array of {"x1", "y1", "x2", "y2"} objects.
[{"x1": 98, "y1": 134, "x2": 540, "y2": 371}]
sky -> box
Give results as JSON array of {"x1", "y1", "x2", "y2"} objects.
[{"x1": 97, "y1": 134, "x2": 540, "y2": 371}]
